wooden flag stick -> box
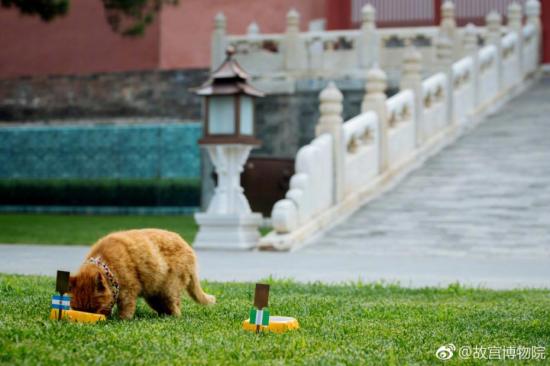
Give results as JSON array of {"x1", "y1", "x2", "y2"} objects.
[
  {"x1": 254, "y1": 283, "x2": 269, "y2": 334},
  {"x1": 56, "y1": 271, "x2": 70, "y2": 321}
]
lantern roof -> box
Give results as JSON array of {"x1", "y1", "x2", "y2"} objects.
[{"x1": 195, "y1": 47, "x2": 265, "y2": 97}]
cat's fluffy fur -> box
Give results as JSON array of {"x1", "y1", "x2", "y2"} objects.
[{"x1": 69, "y1": 229, "x2": 215, "y2": 319}]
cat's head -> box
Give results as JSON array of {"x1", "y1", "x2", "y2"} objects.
[{"x1": 69, "y1": 265, "x2": 114, "y2": 316}]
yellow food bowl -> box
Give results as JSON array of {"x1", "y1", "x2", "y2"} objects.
[
  {"x1": 50, "y1": 309, "x2": 106, "y2": 323},
  {"x1": 242, "y1": 316, "x2": 299, "y2": 333}
]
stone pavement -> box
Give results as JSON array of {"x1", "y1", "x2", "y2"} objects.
[{"x1": 1, "y1": 78, "x2": 549, "y2": 289}]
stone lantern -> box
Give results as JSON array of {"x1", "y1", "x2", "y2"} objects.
[{"x1": 193, "y1": 47, "x2": 265, "y2": 250}]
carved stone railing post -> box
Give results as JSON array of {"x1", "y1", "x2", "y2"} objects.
[
  {"x1": 463, "y1": 23, "x2": 480, "y2": 108},
  {"x1": 486, "y1": 11, "x2": 503, "y2": 45},
  {"x1": 526, "y1": 0, "x2": 541, "y2": 61},
  {"x1": 284, "y1": 9, "x2": 306, "y2": 73},
  {"x1": 358, "y1": 4, "x2": 379, "y2": 70},
  {"x1": 507, "y1": 2, "x2": 523, "y2": 33},
  {"x1": 211, "y1": 12, "x2": 227, "y2": 71},
  {"x1": 486, "y1": 11, "x2": 503, "y2": 90},
  {"x1": 439, "y1": 1, "x2": 458, "y2": 58},
  {"x1": 526, "y1": 0, "x2": 541, "y2": 30},
  {"x1": 435, "y1": 36, "x2": 454, "y2": 125},
  {"x1": 508, "y1": 2, "x2": 523, "y2": 73},
  {"x1": 247, "y1": 22, "x2": 260, "y2": 36},
  {"x1": 362, "y1": 67, "x2": 388, "y2": 172},
  {"x1": 436, "y1": 37, "x2": 453, "y2": 71},
  {"x1": 400, "y1": 42, "x2": 423, "y2": 146},
  {"x1": 316, "y1": 82, "x2": 345, "y2": 203}
]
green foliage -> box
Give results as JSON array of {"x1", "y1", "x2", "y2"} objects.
[
  {"x1": 0, "y1": 0, "x2": 69, "y2": 21},
  {"x1": 0, "y1": 214, "x2": 199, "y2": 244},
  {"x1": 0, "y1": 178, "x2": 200, "y2": 207},
  {"x1": 0, "y1": 0, "x2": 178, "y2": 36},
  {"x1": 102, "y1": 0, "x2": 178, "y2": 36},
  {"x1": 1, "y1": 275, "x2": 550, "y2": 365}
]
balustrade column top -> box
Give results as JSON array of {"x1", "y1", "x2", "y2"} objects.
[
  {"x1": 366, "y1": 67, "x2": 388, "y2": 94},
  {"x1": 214, "y1": 12, "x2": 226, "y2": 31}
]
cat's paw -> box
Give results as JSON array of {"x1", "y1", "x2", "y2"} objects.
[{"x1": 206, "y1": 294, "x2": 216, "y2": 305}]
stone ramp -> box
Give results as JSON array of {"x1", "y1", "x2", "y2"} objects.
[{"x1": 306, "y1": 77, "x2": 550, "y2": 260}]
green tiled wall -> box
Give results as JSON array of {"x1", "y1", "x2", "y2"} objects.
[{"x1": 0, "y1": 123, "x2": 202, "y2": 179}]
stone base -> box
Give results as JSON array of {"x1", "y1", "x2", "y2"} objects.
[
  {"x1": 193, "y1": 213, "x2": 263, "y2": 250},
  {"x1": 0, "y1": 68, "x2": 209, "y2": 121}
]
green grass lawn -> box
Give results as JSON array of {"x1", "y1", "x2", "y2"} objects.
[
  {"x1": 0, "y1": 214, "x2": 199, "y2": 245},
  {"x1": 1, "y1": 274, "x2": 549, "y2": 365},
  {"x1": 0, "y1": 214, "x2": 271, "y2": 245}
]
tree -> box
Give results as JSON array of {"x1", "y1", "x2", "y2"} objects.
[
  {"x1": 0, "y1": 0, "x2": 69, "y2": 21},
  {"x1": 0, "y1": 0, "x2": 179, "y2": 36}
]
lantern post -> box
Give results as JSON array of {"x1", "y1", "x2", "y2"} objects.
[{"x1": 194, "y1": 47, "x2": 264, "y2": 250}]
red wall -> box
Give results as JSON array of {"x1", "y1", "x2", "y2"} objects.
[
  {"x1": 0, "y1": 0, "x2": 160, "y2": 78},
  {"x1": 543, "y1": 0, "x2": 550, "y2": 63},
  {"x1": 326, "y1": 0, "x2": 351, "y2": 29},
  {"x1": 0, "y1": 0, "x2": 325, "y2": 78},
  {"x1": 1, "y1": 0, "x2": 547, "y2": 78},
  {"x1": 159, "y1": 0, "x2": 325, "y2": 70}
]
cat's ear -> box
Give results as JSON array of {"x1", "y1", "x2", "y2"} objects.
[
  {"x1": 69, "y1": 276, "x2": 77, "y2": 291},
  {"x1": 95, "y1": 273, "x2": 106, "y2": 292}
]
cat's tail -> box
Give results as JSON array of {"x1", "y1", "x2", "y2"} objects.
[{"x1": 187, "y1": 271, "x2": 216, "y2": 306}]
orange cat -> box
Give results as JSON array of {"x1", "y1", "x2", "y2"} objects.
[{"x1": 69, "y1": 229, "x2": 215, "y2": 319}]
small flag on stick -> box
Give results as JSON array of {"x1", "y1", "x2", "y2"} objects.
[
  {"x1": 249, "y1": 307, "x2": 270, "y2": 327},
  {"x1": 242, "y1": 283, "x2": 299, "y2": 333},
  {"x1": 49, "y1": 269, "x2": 107, "y2": 323},
  {"x1": 54, "y1": 270, "x2": 70, "y2": 320},
  {"x1": 250, "y1": 283, "x2": 270, "y2": 333},
  {"x1": 51, "y1": 295, "x2": 71, "y2": 310}
]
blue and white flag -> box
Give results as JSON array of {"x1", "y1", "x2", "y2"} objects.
[{"x1": 52, "y1": 295, "x2": 71, "y2": 310}]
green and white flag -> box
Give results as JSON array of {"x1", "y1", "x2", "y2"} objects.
[{"x1": 249, "y1": 307, "x2": 270, "y2": 326}]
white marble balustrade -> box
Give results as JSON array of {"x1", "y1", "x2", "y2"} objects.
[{"x1": 255, "y1": 1, "x2": 542, "y2": 251}]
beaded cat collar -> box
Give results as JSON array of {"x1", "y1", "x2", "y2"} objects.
[{"x1": 87, "y1": 256, "x2": 120, "y2": 308}]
